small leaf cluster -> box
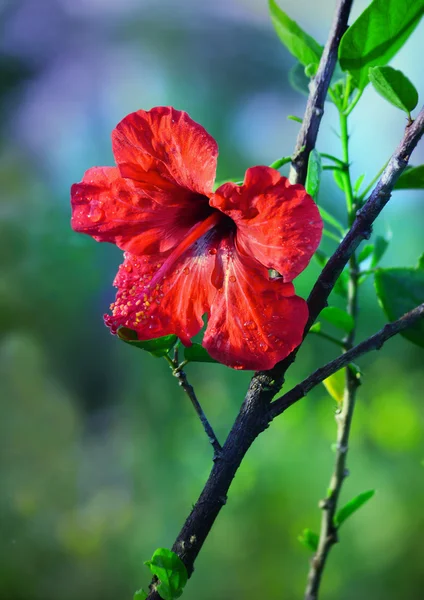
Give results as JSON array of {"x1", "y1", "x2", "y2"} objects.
[
  {"x1": 269, "y1": 0, "x2": 423, "y2": 117},
  {"x1": 299, "y1": 490, "x2": 375, "y2": 552},
  {"x1": 134, "y1": 548, "x2": 188, "y2": 600}
]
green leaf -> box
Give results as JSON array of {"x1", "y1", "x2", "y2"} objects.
[
  {"x1": 144, "y1": 548, "x2": 188, "y2": 600},
  {"x1": 320, "y1": 306, "x2": 354, "y2": 333},
  {"x1": 288, "y1": 62, "x2": 310, "y2": 96},
  {"x1": 375, "y1": 266, "x2": 424, "y2": 348},
  {"x1": 269, "y1": 0, "x2": 323, "y2": 66},
  {"x1": 395, "y1": 165, "x2": 424, "y2": 189},
  {"x1": 370, "y1": 235, "x2": 390, "y2": 268},
  {"x1": 418, "y1": 254, "x2": 424, "y2": 270},
  {"x1": 184, "y1": 343, "x2": 218, "y2": 364},
  {"x1": 323, "y1": 369, "x2": 345, "y2": 403},
  {"x1": 354, "y1": 173, "x2": 366, "y2": 195},
  {"x1": 338, "y1": 0, "x2": 424, "y2": 90},
  {"x1": 309, "y1": 322, "x2": 321, "y2": 333},
  {"x1": 287, "y1": 114, "x2": 303, "y2": 123},
  {"x1": 134, "y1": 590, "x2": 148, "y2": 600},
  {"x1": 333, "y1": 168, "x2": 345, "y2": 191},
  {"x1": 318, "y1": 206, "x2": 345, "y2": 235},
  {"x1": 305, "y1": 149, "x2": 322, "y2": 199},
  {"x1": 369, "y1": 66, "x2": 418, "y2": 114},
  {"x1": 358, "y1": 243, "x2": 374, "y2": 263},
  {"x1": 304, "y1": 62, "x2": 318, "y2": 78},
  {"x1": 298, "y1": 528, "x2": 319, "y2": 552},
  {"x1": 117, "y1": 328, "x2": 178, "y2": 358},
  {"x1": 335, "y1": 490, "x2": 375, "y2": 527}
]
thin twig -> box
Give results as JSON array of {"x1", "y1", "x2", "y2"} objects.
[
  {"x1": 268, "y1": 303, "x2": 424, "y2": 420},
  {"x1": 165, "y1": 353, "x2": 222, "y2": 459},
  {"x1": 310, "y1": 329, "x2": 344, "y2": 347},
  {"x1": 305, "y1": 107, "x2": 360, "y2": 598},
  {"x1": 173, "y1": 367, "x2": 222, "y2": 459},
  {"x1": 289, "y1": 0, "x2": 354, "y2": 184}
]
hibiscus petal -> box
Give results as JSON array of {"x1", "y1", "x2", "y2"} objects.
[
  {"x1": 105, "y1": 229, "x2": 220, "y2": 345},
  {"x1": 211, "y1": 166, "x2": 323, "y2": 282},
  {"x1": 71, "y1": 166, "x2": 212, "y2": 255},
  {"x1": 112, "y1": 107, "x2": 219, "y2": 196},
  {"x1": 203, "y1": 236, "x2": 308, "y2": 370}
]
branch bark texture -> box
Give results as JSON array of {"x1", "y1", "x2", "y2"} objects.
[
  {"x1": 268, "y1": 302, "x2": 424, "y2": 420},
  {"x1": 289, "y1": 0, "x2": 354, "y2": 184}
]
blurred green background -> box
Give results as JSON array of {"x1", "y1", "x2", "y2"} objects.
[{"x1": 1, "y1": 0, "x2": 423, "y2": 598}]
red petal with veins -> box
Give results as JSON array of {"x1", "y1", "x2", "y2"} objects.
[
  {"x1": 211, "y1": 166, "x2": 323, "y2": 281},
  {"x1": 112, "y1": 107, "x2": 218, "y2": 196},
  {"x1": 105, "y1": 226, "x2": 222, "y2": 345},
  {"x1": 203, "y1": 236, "x2": 308, "y2": 370},
  {"x1": 71, "y1": 166, "x2": 212, "y2": 255}
]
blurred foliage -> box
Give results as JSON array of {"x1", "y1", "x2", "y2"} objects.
[{"x1": 0, "y1": 1, "x2": 423, "y2": 599}]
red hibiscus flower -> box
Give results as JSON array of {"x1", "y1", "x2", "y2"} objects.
[{"x1": 71, "y1": 107, "x2": 322, "y2": 370}]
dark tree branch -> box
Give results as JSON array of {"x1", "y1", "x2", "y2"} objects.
[
  {"x1": 268, "y1": 303, "x2": 424, "y2": 420},
  {"x1": 146, "y1": 375, "x2": 275, "y2": 599},
  {"x1": 289, "y1": 0, "x2": 354, "y2": 184},
  {"x1": 145, "y1": 18, "x2": 424, "y2": 600}
]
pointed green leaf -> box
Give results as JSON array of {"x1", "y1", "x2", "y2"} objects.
[
  {"x1": 309, "y1": 322, "x2": 321, "y2": 333},
  {"x1": 335, "y1": 490, "x2": 375, "y2": 527},
  {"x1": 298, "y1": 528, "x2": 319, "y2": 552},
  {"x1": 287, "y1": 114, "x2": 303, "y2": 123},
  {"x1": 358, "y1": 243, "x2": 374, "y2": 264},
  {"x1": 134, "y1": 590, "x2": 148, "y2": 600},
  {"x1": 375, "y1": 266, "x2": 424, "y2": 348},
  {"x1": 339, "y1": 0, "x2": 424, "y2": 90},
  {"x1": 306, "y1": 149, "x2": 322, "y2": 199},
  {"x1": 395, "y1": 165, "x2": 424, "y2": 189},
  {"x1": 369, "y1": 66, "x2": 418, "y2": 114},
  {"x1": 323, "y1": 368, "x2": 345, "y2": 403},
  {"x1": 288, "y1": 62, "x2": 310, "y2": 96},
  {"x1": 370, "y1": 235, "x2": 390, "y2": 268},
  {"x1": 354, "y1": 173, "x2": 366, "y2": 195},
  {"x1": 184, "y1": 343, "x2": 218, "y2": 364},
  {"x1": 418, "y1": 254, "x2": 424, "y2": 270},
  {"x1": 269, "y1": 0, "x2": 323, "y2": 66},
  {"x1": 321, "y1": 307, "x2": 354, "y2": 333},
  {"x1": 333, "y1": 168, "x2": 345, "y2": 191},
  {"x1": 144, "y1": 548, "x2": 188, "y2": 600},
  {"x1": 117, "y1": 328, "x2": 177, "y2": 358}
]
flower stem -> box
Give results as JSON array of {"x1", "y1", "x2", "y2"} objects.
[
  {"x1": 304, "y1": 101, "x2": 360, "y2": 600},
  {"x1": 309, "y1": 329, "x2": 345, "y2": 348}
]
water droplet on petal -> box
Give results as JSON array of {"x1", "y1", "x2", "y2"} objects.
[
  {"x1": 208, "y1": 248, "x2": 217, "y2": 255},
  {"x1": 88, "y1": 204, "x2": 104, "y2": 222},
  {"x1": 244, "y1": 321, "x2": 257, "y2": 330},
  {"x1": 229, "y1": 275, "x2": 236, "y2": 283},
  {"x1": 183, "y1": 267, "x2": 190, "y2": 275}
]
